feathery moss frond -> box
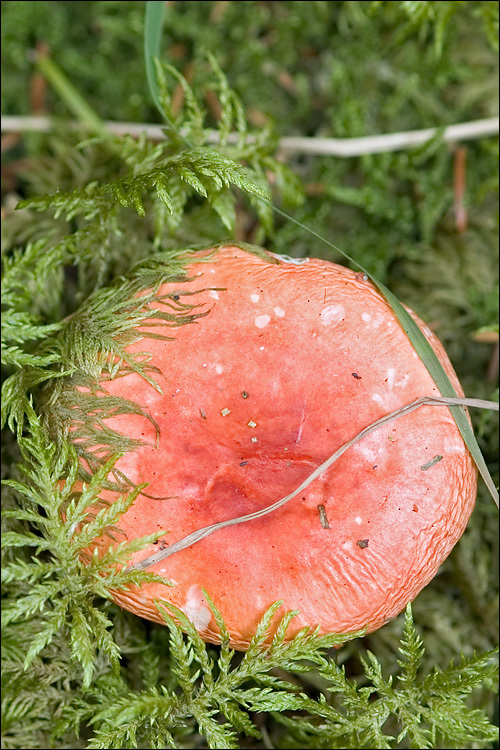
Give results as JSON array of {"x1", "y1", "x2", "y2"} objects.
[
  {"x1": 275, "y1": 605, "x2": 499, "y2": 749},
  {"x1": 18, "y1": 147, "x2": 267, "y2": 220},
  {"x1": 2, "y1": 401, "x2": 498, "y2": 746},
  {"x1": 1, "y1": 405, "x2": 171, "y2": 688},
  {"x1": 1, "y1": 239, "x2": 65, "y2": 369},
  {"x1": 2, "y1": 7, "x2": 497, "y2": 747},
  {"x1": 78, "y1": 596, "x2": 360, "y2": 749}
]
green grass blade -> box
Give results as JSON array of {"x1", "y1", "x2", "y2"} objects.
[
  {"x1": 35, "y1": 55, "x2": 105, "y2": 135},
  {"x1": 268, "y1": 205, "x2": 498, "y2": 505},
  {"x1": 143, "y1": 9, "x2": 497, "y2": 506},
  {"x1": 144, "y1": 1, "x2": 167, "y2": 118},
  {"x1": 376, "y1": 280, "x2": 498, "y2": 505},
  {"x1": 140, "y1": 0, "x2": 499, "y2": 504}
]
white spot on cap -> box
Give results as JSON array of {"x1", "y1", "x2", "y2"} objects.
[
  {"x1": 215, "y1": 364, "x2": 223, "y2": 374},
  {"x1": 372, "y1": 393, "x2": 383, "y2": 405},
  {"x1": 255, "y1": 314, "x2": 271, "y2": 328},
  {"x1": 251, "y1": 437, "x2": 258, "y2": 443},
  {"x1": 362, "y1": 312, "x2": 372, "y2": 322},
  {"x1": 444, "y1": 436, "x2": 467, "y2": 453},
  {"x1": 320, "y1": 304, "x2": 344, "y2": 326},
  {"x1": 250, "y1": 293, "x2": 260, "y2": 303},
  {"x1": 355, "y1": 516, "x2": 362, "y2": 524},
  {"x1": 259, "y1": 346, "x2": 265, "y2": 350},
  {"x1": 386, "y1": 368, "x2": 410, "y2": 390},
  {"x1": 182, "y1": 585, "x2": 212, "y2": 632},
  {"x1": 141, "y1": 389, "x2": 161, "y2": 407},
  {"x1": 273, "y1": 253, "x2": 309, "y2": 264},
  {"x1": 274, "y1": 307, "x2": 285, "y2": 317},
  {"x1": 247, "y1": 420, "x2": 257, "y2": 428},
  {"x1": 355, "y1": 440, "x2": 380, "y2": 462},
  {"x1": 209, "y1": 290, "x2": 219, "y2": 299},
  {"x1": 221, "y1": 408, "x2": 231, "y2": 416}
]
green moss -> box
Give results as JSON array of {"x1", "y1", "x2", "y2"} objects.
[{"x1": 2, "y1": 2, "x2": 498, "y2": 748}]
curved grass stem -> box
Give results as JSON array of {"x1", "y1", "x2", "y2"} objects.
[{"x1": 127, "y1": 395, "x2": 499, "y2": 571}]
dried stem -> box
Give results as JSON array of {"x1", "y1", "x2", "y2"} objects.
[
  {"x1": 1, "y1": 115, "x2": 498, "y2": 156},
  {"x1": 127, "y1": 395, "x2": 499, "y2": 571}
]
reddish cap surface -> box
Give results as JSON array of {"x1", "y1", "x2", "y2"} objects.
[{"x1": 78, "y1": 245, "x2": 476, "y2": 648}]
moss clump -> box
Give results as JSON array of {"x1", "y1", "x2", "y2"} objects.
[{"x1": 2, "y1": 2, "x2": 498, "y2": 748}]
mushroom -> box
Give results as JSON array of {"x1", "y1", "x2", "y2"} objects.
[{"x1": 73, "y1": 245, "x2": 477, "y2": 648}]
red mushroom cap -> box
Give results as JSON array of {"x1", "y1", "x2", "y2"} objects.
[{"x1": 76, "y1": 245, "x2": 477, "y2": 648}]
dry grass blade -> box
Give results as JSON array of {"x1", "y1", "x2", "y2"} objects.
[
  {"x1": 127, "y1": 396, "x2": 499, "y2": 571},
  {"x1": 268, "y1": 205, "x2": 498, "y2": 506},
  {"x1": 375, "y1": 281, "x2": 498, "y2": 504}
]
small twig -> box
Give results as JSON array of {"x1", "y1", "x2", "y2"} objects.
[
  {"x1": 30, "y1": 42, "x2": 50, "y2": 114},
  {"x1": 278, "y1": 118, "x2": 499, "y2": 156},
  {"x1": 454, "y1": 146, "x2": 467, "y2": 233},
  {"x1": 210, "y1": 1, "x2": 231, "y2": 24},
  {"x1": 487, "y1": 341, "x2": 499, "y2": 383},
  {"x1": 1, "y1": 115, "x2": 498, "y2": 157},
  {"x1": 171, "y1": 61, "x2": 195, "y2": 117},
  {"x1": 0, "y1": 133, "x2": 21, "y2": 153},
  {"x1": 127, "y1": 395, "x2": 499, "y2": 571}
]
